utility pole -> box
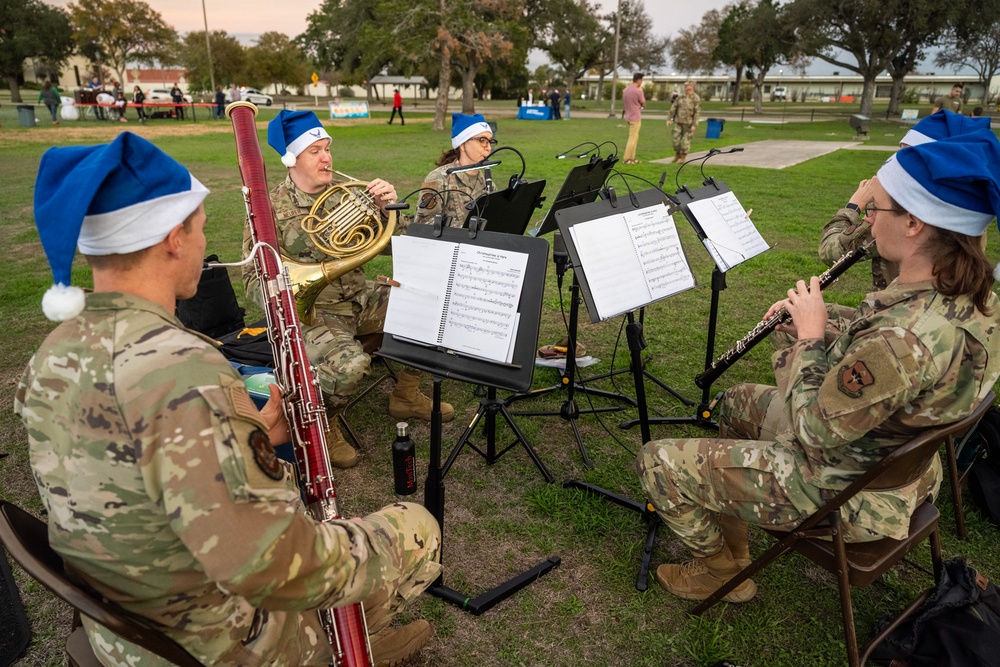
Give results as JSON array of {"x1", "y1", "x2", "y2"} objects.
[
  {"x1": 607, "y1": 0, "x2": 622, "y2": 118},
  {"x1": 201, "y1": 0, "x2": 216, "y2": 93}
]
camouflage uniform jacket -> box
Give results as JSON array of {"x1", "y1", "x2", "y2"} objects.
[
  {"x1": 939, "y1": 96, "x2": 963, "y2": 114},
  {"x1": 818, "y1": 207, "x2": 898, "y2": 290},
  {"x1": 412, "y1": 160, "x2": 487, "y2": 228},
  {"x1": 767, "y1": 281, "x2": 1000, "y2": 539},
  {"x1": 14, "y1": 292, "x2": 398, "y2": 665},
  {"x1": 243, "y1": 173, "x2": 400, "y2": 309},
  {"x1": 669, "y1": 92, "x2": 701, "y2": 126}
]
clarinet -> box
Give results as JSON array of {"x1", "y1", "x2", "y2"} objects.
[
  {"x1": 695, "y1": 238, "x2": 876, "y2": 389},
  {"x1": 226, "y1": 101, "x2": 374, "y2": 667}
]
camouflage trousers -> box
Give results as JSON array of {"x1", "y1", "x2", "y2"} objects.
[
  {"x1": 671, "y1": 121, "x2": 695, "y2": 155},
  {"x1": 83, "y1": 502, "x2": 442, "y2": 667},
  {"x1": 305, "y1": 281, "x2": 389, "y2": 412},
  {"x1": 624, "y1": 120, "x2": 642, "y2": 161},
  {"x1": 636, "y1": 382, "x2": 893, "y2": 557}
]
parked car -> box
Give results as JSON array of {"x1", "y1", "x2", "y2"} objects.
[
  {"x1": 772, "y1": 86, "x2": 788, "y2": 101},
  {"x1": 146, "y1": 88, "x2": 194, "y2": 103},
  {"x1": 226, "y1": 87, "x2": 273, "y2": 105}
]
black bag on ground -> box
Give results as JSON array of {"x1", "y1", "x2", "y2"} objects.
[
  {"x1": 870, "y1": 559, "x2": 1000, "y2": 667},
  {"x1": 968, "y1": 406, "x2": 1000, "y2": 528},
  {"x1": 176, "y1": 254, "x2": 245, "y2": 339},
  {"x1": 216, "y1": 319, "x2": 274, "y2": 368}
]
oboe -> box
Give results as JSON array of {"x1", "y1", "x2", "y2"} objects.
[
  {"x1": 226, "y1": 101, "x2": 373, "y2": 667},
  {"x1": 695, "y1": 238, "x2": 876, "y2": 389}
]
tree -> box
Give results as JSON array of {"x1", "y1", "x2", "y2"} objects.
[
  {"x1": 881, "y1": 0, "x2": 950, "y2": 114},
  {"x1": 247, "y1": 32, "x2": 309, "y2": 94},
  {"x1": 0, "y1": 0, "x2": 74, "y2": 102},
  {"x1": 536, "y1": 0, "x2": 605, "y2": 94},
  {"x1": 713, "y1": 3, "x2": 747, "y2": 105},
  {"x1": 69, "y1": 0, "x2": 177, "y2": 87},
  {"x1": 786, "y1": 0, "x2": 934, "y2": 115},
  {"x1": 668, "y1": 8, "x2": 725, "y2": 75},
  {"x1": 936, "y1": 0, "x2": 1000, "y2": 104},
  {"x1": 593, "y1": 0, "x2": 669, "y2": 104},
  {"x1": 736, "y1": 0, "x2": 801, "y2": 113},
  {"x1": 175, "y1": 31, "x2": 246, "y2": 93}
]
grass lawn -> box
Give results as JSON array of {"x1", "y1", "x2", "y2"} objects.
[{"x1": 2, "y1": 107, "x2": 999, "y2": 667}]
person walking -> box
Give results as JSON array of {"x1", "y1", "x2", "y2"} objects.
[
  {"x1": 132, "y1": 86, "x2": 146, "y2": 123},
  {"x1": 622, "y1": 73, "x2": 646, "y2": 165},
  {"x1": 549, "y1": 88, "x2": 561, "y2": 120},
  {"x1": 388, "y1": 89, "x2": 405, "y2": 125},
  {"x1": 563, "y1": 89, "x2": 571, "y2": 120},
  {"x1": 214, "y1": 85, "x2": 225, "y2": 119},
  {"x1": 38, "y1": 81, "x2": 60, "y2": 125},
  {"x1": 170, "y1": 82, "x2": 185, "y2": 120},
  {"x1": 667, "y1": 80, "x2": 702, "y2": 163}
]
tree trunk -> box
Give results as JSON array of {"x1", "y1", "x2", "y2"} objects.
[
  {"x1": 461, "y1": 65, "x2": 476, "y2": 114},
  {"x1": 434, "y1": 41, "x2": 451, "y2": 131},
  {"x1": 888, "y1": 74, "x2": 905, "y2": 116},
  {"x1": 731, "y1": 66, "x2": 743, "y2": 106},
  {"x1": 752, "y1": 74, "x2": 763, "y2": 114},
  {"x1": 859, "y1": 76, "x2": 875, "y2": 116},
  {"x1": 596, "y1": 70, "x2": 606, "y2": 105},
  {"x1": 8, "y1": 77, "x2": 23, "y2": 103}
]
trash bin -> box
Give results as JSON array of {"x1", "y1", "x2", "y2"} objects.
[
  {"x1": 17, "y1": 105, "x2": 36, "y2": 127},
  {"x1": 706, "y1": 117, "x2": 724, "y2": 139}
]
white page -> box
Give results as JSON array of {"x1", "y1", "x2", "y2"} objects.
[
  {"x1": 384, "y1": 235, "x2": 455, "y2": 345},
  {"x1": 686, "y1": 191, "x2": 769, "y2": 271},
  {"x1": 622, "y1": 205, "x2": 695, "y2": 302},
  {"x1": 439, "y1": 244, "x2": 528, "y2": 362},
  {"x1": 569, "y1": 214, "x2": 649, "y2": 319}
]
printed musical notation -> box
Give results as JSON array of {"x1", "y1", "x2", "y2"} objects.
[
  {"x1": 384, "y1": 236, "x2": 527, "y2": 363},
  {"x1": 568, "y1": 203, "x2": 696, "y2": 321},
  {"x1": 685, "y1": 190, "x2": 769, "y2": 272}
]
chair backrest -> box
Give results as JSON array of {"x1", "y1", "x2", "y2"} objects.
[
  {"x1": 0, "y1": 501, "x2": 203, "y2": 667},
  {"x1": 796, "y1": 392, "x2": 997, "y2": 533}
]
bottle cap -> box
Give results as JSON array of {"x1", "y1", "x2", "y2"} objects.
[{"x1": 396, "y1": 422, "x2": 408, "y2": 437}]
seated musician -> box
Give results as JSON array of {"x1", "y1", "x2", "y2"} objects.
[
  {"x1": 16, "y1": 133, "x2": 441, "y2": 666},
  {"x1": 241, "y1": 110, "x2": 455, "y2": 469},
  {"x1": 637, "y1": 130, "x2": 1000, "y2": 603},
  {"x1": 413, "y1": 113, "x2": 495, "y2": 227}
]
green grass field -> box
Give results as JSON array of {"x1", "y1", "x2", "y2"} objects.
[{"x1": 2, "y1": 107, "x2": 999, "y2": 667}]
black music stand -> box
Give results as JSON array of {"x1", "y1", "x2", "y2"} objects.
[
  {"x1": 379, "y1": 223, "x2": 559, "y2": 615},
  {"x1": 463, "y1": 179, "x2": 547, "y2": 236},
  {"x1": 506, "y1": 159, "x2": 634, "y2": 467},
  {"x1": 555, "y1": 190, "x2": 697, "y2": 590}
]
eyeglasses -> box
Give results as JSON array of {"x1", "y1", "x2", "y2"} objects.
[
  {"x1": 864, "y1": 200, "x2": 904, "y2": 217},
  {"x1": 472, "y1": 136, "x2": 498, "y2": 147}
]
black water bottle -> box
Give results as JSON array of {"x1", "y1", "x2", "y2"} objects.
[{"x1": 392, "y1": 422, "x2": 416, "y2": 496}]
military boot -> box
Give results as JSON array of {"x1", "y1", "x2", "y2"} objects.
[
  {"x1": 672, "y1": 154, "x2": 681, "y2": 163},
  {"x1": 371, "y1": 619, "x2": 434, "y2": 667},
  {"x1": 655, "y1": 545, "x2": 757, "y2": 603},
  {"x1": 389, "y1": 369, "x2": 455, "y2": 422},
  {"x1": 325, "y1": 420, "x2": 358, "y2": 469},
  {"x1": 719, "y1": 514, "x2": 752, "y2": 568}
]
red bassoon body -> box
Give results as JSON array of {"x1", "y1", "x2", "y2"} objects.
[{"x1": 226, "y1": 101, "x2": 373, "y2": 667}]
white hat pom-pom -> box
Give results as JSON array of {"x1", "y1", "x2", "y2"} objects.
[
  {"x1": 42, "y1": 283, "x2": 86, "y2": 322},
  {"x1": 281, "y1": 151, "x2": 297, "y2": 168}
]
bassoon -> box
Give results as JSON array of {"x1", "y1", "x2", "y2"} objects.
[
  {"x1": 226, "y1": 101, "x2": 373, "y2": 667},
  {"x1": 695, "y1": 238, "x2": 876, "y2": 389}
]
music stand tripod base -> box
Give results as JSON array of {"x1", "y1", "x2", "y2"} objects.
[{"x1": 429, "y1": 556, "x2": 562, "y2": 615}]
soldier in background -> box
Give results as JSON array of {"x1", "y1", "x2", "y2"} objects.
[
  {"x1": 244, "y1": 110, "x2": 455, "y2": 469},
  {"x1": 636, "y1": 130, "x2": 1000, "y2": 604},
  {"x1": 666, "y1": 80, "x2": 701, "y2": 163},
  {"x1": 16, "y1": 132, "x2": 441, "y2": 666},
  {"x1": 932, "y1": 82, "x2": 964, "y2": 114},
  {"x1": 414, "y1": 112, "x2": 495, "y2": 227}
]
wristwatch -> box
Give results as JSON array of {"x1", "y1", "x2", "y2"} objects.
[{"x1": 845, "y1": 202, "x2": 861, "y2": 214}]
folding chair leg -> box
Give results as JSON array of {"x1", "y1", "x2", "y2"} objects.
[
  {"x1": 930, "y1": 526, "x2": 943, "y2": 582},
  {"x1": 833, "y1": 530, "x2": 860, "y2": 667},
  {"x1": 944, "y1": 436, "x2": 967, "y2": 539}
]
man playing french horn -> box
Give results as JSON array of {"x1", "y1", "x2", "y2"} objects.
[{"x1": 242, "y1": 110, "x2": 454, "y2": 468}]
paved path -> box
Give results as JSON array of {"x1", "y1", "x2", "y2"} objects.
[{"x1": 651, "y1": 139, "x2": 896, "y2": 170}]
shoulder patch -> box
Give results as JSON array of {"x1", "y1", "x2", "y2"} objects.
[
  {"x1": 248, "y1": 429, "x2": 284, "y2": 481},
  {"x1": 838, "y1": 360, "x2": 875, "y2": 398}
]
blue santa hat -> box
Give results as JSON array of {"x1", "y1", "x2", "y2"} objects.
[
  {"x1": 267, "y1": 110, "x2": 331, "y2": 167},
  {"x1": 33, "y1": 132, "x2": 209, "y2": 322},
  {"x1": 451, "y1": 113, "x2": 492, "y2": 149},
  {"x1": 877, "y1": 130, "x2": 1000, "y2": 241},
  {"x1": 900, "y1": 109, "x2": 990, "y2": 147}
]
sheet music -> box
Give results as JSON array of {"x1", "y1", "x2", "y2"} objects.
[
  {"x1": 569, "y1": 203, "x2": 694, "y2": 320},
  {"x1": 686, "y1": 190, "x2": 769, "y2": 271},
  {"x1": 440, "y1": 244, "x2": 527, "y2": 362},
  {"x1": 384, "y1": 236, "x2": 528, "y2": 364},
  {"x1": 384, "y1": 236, "x2": 453, "y2": 344}
]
